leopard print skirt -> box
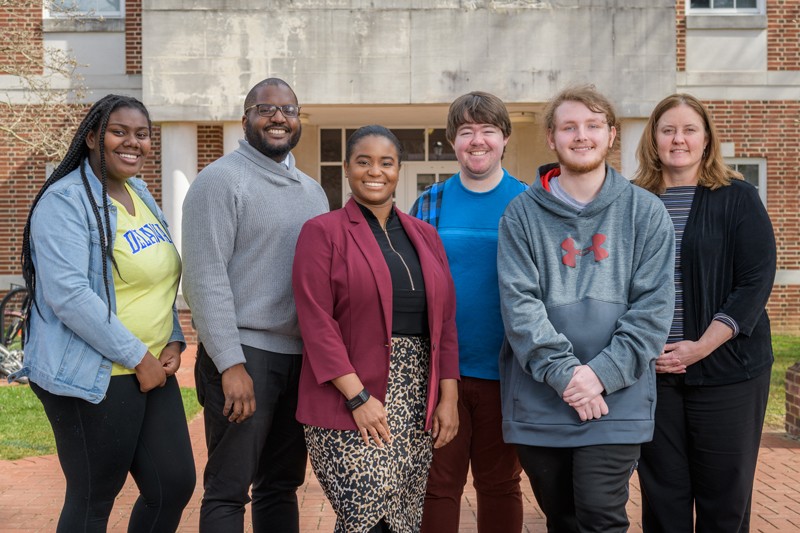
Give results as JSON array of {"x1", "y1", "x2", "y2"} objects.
[{"x1": 304, "y1": 336, "x2": 433, "y2": 533}]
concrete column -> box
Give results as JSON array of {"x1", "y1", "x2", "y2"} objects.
[
  {"x1": 160, "y1": 123, "x2": 197, "y2": 257},
  {"x1": 223, "y1": 121, "x2": 243, "y2": 154},
  {"x1": 620, "y1": 118, "x2": 647, "y2": 180}
]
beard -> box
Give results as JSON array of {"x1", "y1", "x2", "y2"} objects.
[
  {"x1": 555, "y1": 143, "x2": 609, "y2": 175},
  {"x1": 245, "y1": 121, "x2": 302, "y2": 161}
]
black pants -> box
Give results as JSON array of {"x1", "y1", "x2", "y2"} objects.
[
  {"x1": 32, "y1": 375, "x2": 195, "y2": 533},
  {"x1": 516, "y1": 443, "x2": 640, "y2": 533},
  {"x1": 195, "y1": 344, "x2": 307, "y2": 533},
  {"x1": 638, "y1": 370, "x2": 770, "y2": 533}
]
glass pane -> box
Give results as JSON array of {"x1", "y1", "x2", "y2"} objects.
[
  {"x1": 428, "y1": 129, "x2": 457, "y2": 161},
  {"x1": 391, "y1": 129, "x2": 425, "y2": 161},
  {"x1": 320, "y1": 129, "x2": 342, "y2": 162},
  {"x1": 735, "y1": 164, "x2": 760, "y2": 189},
  {"x1": 437, "y1": 172, "x2": 455, "y2": 183},
  {"x1": 690, "y1": 0, "x2": 711, "y2": 7},
  {"x1": 714, "y1": 0, "x2": 734, "y2": 7},
  {"x1": 736, "y1": 0, "x2": 757, "y2": 7},
  {"x1": 321, "y1": 166, "x2": 343, "y2": 210},
  {"x1": 417, "y1": 174, "x2": 436, "y2": 195},
  {"x1": 54, "y1": 0, "x2": 120, "y2": 13}
]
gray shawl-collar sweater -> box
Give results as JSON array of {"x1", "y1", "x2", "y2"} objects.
[{"x1": 182, "y1": 140, "x2": 329, "y2": 372}]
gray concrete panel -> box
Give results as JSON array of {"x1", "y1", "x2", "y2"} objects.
[{"x1": 143, "y1": 2, "x2": 675, "y2": 121}]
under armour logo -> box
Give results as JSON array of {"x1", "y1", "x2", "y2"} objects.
[{"x1": 561, "y1": 234, "x2": 609, "y2": 267}]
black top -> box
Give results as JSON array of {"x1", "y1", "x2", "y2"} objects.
[
  {"x1": 357, "y1": 202, "x2": 428, "y2": 336},
  {"x1": 680, "y1": 181, "x2": 775, "y2": 386}
]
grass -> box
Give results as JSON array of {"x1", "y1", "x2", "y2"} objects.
[
  {"x1": 765, "y1": 335, "x2": 798, "y2": 430},
  {"x1": 0, "y1": 386, "x2": 202, "y2": 461},
  {"x1": 0, "y1": 336, "x2": 797, "y2": 460}
]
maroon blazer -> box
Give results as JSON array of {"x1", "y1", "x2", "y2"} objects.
[{"x1": 293, "y1": 198, "x2": 459, "y2": 431}]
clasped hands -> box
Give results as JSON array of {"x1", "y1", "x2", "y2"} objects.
[
  {"x1": 562, "y1": 365, "x2": 608, "y2": 422},
  {"x1": 134, "y1": 341, "x2": 182, "y2": 393}
]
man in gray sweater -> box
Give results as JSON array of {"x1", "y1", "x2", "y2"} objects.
[
  {"x1": 498, "y1": 86, "x2": 674, "y2": 533},
  {"x1": 182, "y1": 78, "x2": 328, "y2": 533}
]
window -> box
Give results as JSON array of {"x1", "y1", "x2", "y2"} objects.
[
  {"x1": 727, "y1": 158, "x2": 766, "y2": 205},
  {"x1": 46, "y1": 0, "x2": 124, "y2": 18},
  {"x1": 688, "y1": 0, "x2": 763, "y2": 14},
  {"x1": 319, "y1": 128, "x2": 453, "y2": 210}
]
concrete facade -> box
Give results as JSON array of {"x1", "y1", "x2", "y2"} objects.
[{"x1": 1, "y1": 0, "x2": 799, "y2": 332}]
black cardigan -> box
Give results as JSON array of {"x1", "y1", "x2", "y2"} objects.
[{"x1": 681, "y1": 179, "x2": 776, "y2": 386}]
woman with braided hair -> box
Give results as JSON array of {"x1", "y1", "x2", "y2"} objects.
[{"x1": 11, "y1": 94, "x2": 195, "y2": 532}]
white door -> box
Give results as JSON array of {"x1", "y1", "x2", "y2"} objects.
[{"x1": 395, "y1": 161, "x2": 460, "y2": 214}]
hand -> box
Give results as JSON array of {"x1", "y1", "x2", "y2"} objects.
[
  {"x1": 134, "y1": 351, "x2": 167, "y2": 392},
  {"x1": 221, "y1": 363, "x2": 256, "y2": 423},
  {"x1": 159, "y1": 342, "x2": 182, "y2": 377},
  {"x1": 352, "y1": 397, "x2": 392, "y2": 448},
  {"x1": 573, "y1": 395, "x2": 609, "y2": 422},
  {"x1": 432, "y1": 399, "x2": 458, "y2": 449},
  {"x1": 562, "y1": 365, "x2": 604, "y2": 407},
  {"x1": 655, "y1": 346, "x2": 687, "y2": 374},
  {"x1": 659, "y1": 340, "x2": 706, "y2": 371}
]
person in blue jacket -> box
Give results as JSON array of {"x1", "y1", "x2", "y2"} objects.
[{"x1": 13, "y1": 94, "x2": 195, "y2": 533}]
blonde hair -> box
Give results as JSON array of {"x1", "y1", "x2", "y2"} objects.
[
  {"x1": 544, "y1": 84, "x2": 618, "y2": 133},
  {"x1": 633, "y1": 93, "x2": 742, "y2": 194}
]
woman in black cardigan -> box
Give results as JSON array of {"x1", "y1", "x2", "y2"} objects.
[{"x1": 633, "y1": 93, "x2": 776, "y2": 533}]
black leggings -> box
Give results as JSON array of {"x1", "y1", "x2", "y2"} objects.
[{"x1": 32, "y1": 375, "x2": 196, "y2": 533}]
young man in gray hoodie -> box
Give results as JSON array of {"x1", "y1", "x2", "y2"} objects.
[
  {"x1": 497, "y1": 85, "x2": 675, "y2": 532},
  {"x1": 182, "y1": 78, "x2": 328, "y2": 532}
]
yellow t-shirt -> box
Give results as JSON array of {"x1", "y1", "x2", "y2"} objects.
[{"x1": 110, "y1": 184, "x2": 181, "y2": 375}]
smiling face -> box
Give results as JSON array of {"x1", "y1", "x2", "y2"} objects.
[
  {"x1": 548, "y1": 100, "x2": 616, "y2": 176},
  {"x1": 452, "y1": 122, "x2": 508, "y2": 181},
  {"x1": 344, "y1": 134, "x2": 400, "y2": 210},
  {"x1": 86, "y1": 106, "x2": 151, "y2": 184},
  {"x1": 243, "y1": 83, "x2": 302, "y2": 163},
  {"x1": 655, "y1": 103, "x2": 708, "y2": 180}
]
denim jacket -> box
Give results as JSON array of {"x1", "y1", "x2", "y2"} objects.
[{"x1": 11, "y1": 162, "x2": 185, "y2": 403}]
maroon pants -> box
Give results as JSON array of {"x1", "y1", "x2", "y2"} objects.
[{"x1": 422, "y1": 377, "x2": 523, "y2": 533}]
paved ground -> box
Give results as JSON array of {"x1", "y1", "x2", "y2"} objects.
[{"x1": 1, "y1": 346, "x2": 798, "y2": 532}]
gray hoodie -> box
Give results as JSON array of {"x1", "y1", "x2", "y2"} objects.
[{"x1": 498, "y1": 163, "x2": 675, "y2": 447}]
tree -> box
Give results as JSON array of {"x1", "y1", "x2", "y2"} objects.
[{"x1": 0, "y1": 0, "x2": 88, "y2": 161}]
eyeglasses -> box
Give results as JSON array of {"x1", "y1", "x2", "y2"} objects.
[{"x1": 244, "y1": 103, "x2": 301, "y2": 118}]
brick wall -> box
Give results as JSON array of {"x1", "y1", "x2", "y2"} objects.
[
  {"x1": 0, "y1": 105, "x2": 88, "y2": 276},
  {"x1": 178, "y1": 308, "x2": 197, "y2": 345},
  {"x1": 704, "y1": 100, "x2": 800, "y2": 333},
  {"x1": 787, "y1": 362, "x2": 800, "y2": 437},
  {"x1": 767, "y1": 0, "x2": 800, "y2": 71},
  {"x1": 125, "y1": 0, "x2": 142, "y2": 75},
  {"x1": 675, "y1": 4, "x2": 686, "y2": 72},
  {"x1": 197, "y1": 125, "x2": 224, "y2": 174},
  {"x1": 0, "y1": 1, "x2": 42, "y2": 74}
]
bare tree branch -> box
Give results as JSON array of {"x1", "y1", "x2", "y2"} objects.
[{"x1": 0, "y1": 0, "x2": 89, "y2": 161}]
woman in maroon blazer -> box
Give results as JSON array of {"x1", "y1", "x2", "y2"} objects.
[{"x1": 293, "y1": 125, "x2": 459, "y2": 533}]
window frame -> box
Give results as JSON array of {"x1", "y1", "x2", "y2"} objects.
[
  {"x1": 44, "y1": 0, "x2": 125, "y2": 19},
  {"x1": 686, "y1": 0, "x2": 764, "y2": 15},
  {"x1": 727, "y1": 157, "x2": 767, "y2": 206}
]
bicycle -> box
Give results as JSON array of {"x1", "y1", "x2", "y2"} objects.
[{"x1": 0, "y1": 286, "x2": 28, "y2": 380}]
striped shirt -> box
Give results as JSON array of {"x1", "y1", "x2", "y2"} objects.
[{"x1": 660, "y1": 186, "x2": 738, "y2": 343}]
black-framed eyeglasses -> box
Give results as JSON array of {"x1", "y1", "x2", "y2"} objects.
[{"x1": 244, "y1": 103, "x2": 301, "y2": 118}]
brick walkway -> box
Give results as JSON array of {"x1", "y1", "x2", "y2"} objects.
[{"x1": 1, "y1": 346, "x2": 798, "y2": 532}]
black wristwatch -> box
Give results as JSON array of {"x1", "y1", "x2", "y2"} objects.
[{"x1": 345, "y1": 388, "x2": 370, "y2": 411}]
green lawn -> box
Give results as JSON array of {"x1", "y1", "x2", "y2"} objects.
[
  {"x1": 0, "y1": 336, "x2": 797, "y2": 460},
  {"x1": 765, "y1": 335, "x2": 798, "y2": 430},
  {"x1": 0, "y1": 386, "x2": 202, "y2": 460}
]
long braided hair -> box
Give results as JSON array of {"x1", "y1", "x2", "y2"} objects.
[{"x1": 21, "y1": 94, "x2": 152, "y2": 325}]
